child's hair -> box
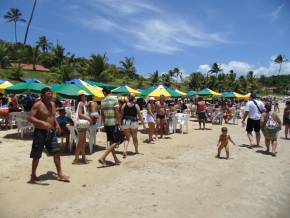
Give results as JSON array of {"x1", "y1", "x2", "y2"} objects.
[{"x1": 221, "y1": 127, "x2": 228, "y2": 132}]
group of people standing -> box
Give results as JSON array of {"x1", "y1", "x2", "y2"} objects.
[{"x1": 26, "y1": 86, "x2": 289, "y2": 183}]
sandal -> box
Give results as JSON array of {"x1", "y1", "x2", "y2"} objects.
[
  {"x1": 57, "y1": 174, "x2": 70, "y2": 182},
  {"x1": 98, "y1": 159, "x2": 107, "y2": 166},
  {"x1": 72, "y1": 159, "x2": 84, "y2": 165}
]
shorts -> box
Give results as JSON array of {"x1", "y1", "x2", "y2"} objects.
[
  {"x1": 30, "y1": 129, "x2": 60, "y2": 159},
  {"x1": 198, "y1": 112, "x2": 206, "y2": 120},
  {"x1": 122, "y1": 119, "x2": 139, "y2": 129},
  {"x1": 156, "y1": 114, "x2": 165, "y2": 120},
  {"x1": 246, "y1": 118, "x2": 260, "y2": 133},
  {"x1": 105, "y1": 125, "x2": 124, "y2": 145}
]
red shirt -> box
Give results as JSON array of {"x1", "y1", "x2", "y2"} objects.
[{"x1": 197, "y1": 101, "x2": 206, "y2": 113}]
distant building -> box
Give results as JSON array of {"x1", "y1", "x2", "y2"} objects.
[
  {"x1": 265, "y1": 87, "x2": 276, "y2": 93},
  {"x1": 11, "y1": 63, "x2": 49, "y2": 72}
]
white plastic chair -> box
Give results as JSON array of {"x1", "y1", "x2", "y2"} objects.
[
  {"x1": 172, "y1": 113, "x2": 188, "y2": 134},
  {"x1": 15, "y1": 112, "x2": 34, "y2": 138},
  {"x1": 228, "y1": 110, "x2": 239, "y2": 125},
  {"x1": 212, "y1": 110, "x2": 223, "y2": 125},
  {"x1": 68, "y1": 125, "x2": 78, "y2": 152}
]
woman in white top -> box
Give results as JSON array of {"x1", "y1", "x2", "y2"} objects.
[{"x1": 73, "y1": 90, "x2": 92, "y2": 165}]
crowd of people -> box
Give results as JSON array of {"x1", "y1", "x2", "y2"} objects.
[{"x1": 1, "y1": 88, "x2": 290, "y2": 183}]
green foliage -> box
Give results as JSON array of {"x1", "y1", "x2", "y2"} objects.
[{"x1": 9, "y1": 64, "x2": 23, "y2": 81}]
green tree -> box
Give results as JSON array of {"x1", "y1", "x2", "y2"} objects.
[
  {"x1": 24, "y1": 0, "x2": 37, "y2": 44},
  {"x1": 207, "y1": 62, "x2": 222, "y2": 80},
  {"x1": 88, "y1": 53, "x2": 109, "y2": 81},
  {"x1": 9, "y1": 64, "x2": 24, "y2": 81},
  {"x1": 3, "y1": 8, "x2": 26, "y2": 43},
  {"x1": 52, "y1": 43, "x2": 65, "y2": 68},
  {"x1": 119, "y1": 57, "x2": 137, "y2": 78},
  {"x1": 149, "y1": 70, "x2": 159, "y2": 86},
  {"x1": 274, "y1": 54, "x2": 288, "y2": 75},
  {"x1": 36, "y1": 36, "x2": 52, "y2": 53},
  {"x1": 187, "y1": 72, "x2": 205, "y2": 90},
  {"x1": 0, "y1": 41, "x2": 9, "y2": 68},
  {"x1": 24, "y1": 45, "x2": 41, "y2": 71},
  {"x1": 160, "y1": 73, "x2": 172, "y2": 87}
]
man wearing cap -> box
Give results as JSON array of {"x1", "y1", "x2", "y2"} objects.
[
  {"x1": 98, "y1": 88, "x2": 121, "y2": 166},
  {"x1": 242, "y1": 93, "x2": 265, "y2": 147},
  {"x1": 28, "y1": 87, "x2": 70, "y2": 182}
]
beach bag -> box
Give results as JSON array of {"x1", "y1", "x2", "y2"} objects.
[
  {"x1": 265, "y1": 112, "x2": 279, "y2": 131},
  {"x1": 75, "y1": 102, "x2": 90, "y2": 131}
]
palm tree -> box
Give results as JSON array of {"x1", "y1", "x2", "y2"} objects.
[
  {"x1": 24, "y1": 0, "x2": 37, "y2": 44},
  {"x1": 36, "y1": 36, "x2": 52, "y2": 53},
  {"x1": 149, "y1": 70, "x2": 159, "y2": 86},
  {"x1": 274, "y1": 54, "x2": 288, "y2": 75},
  {"x1": 24, "y1": 45, "x2": 41, "y2": 71},
  {"x1": 119, "y1": 57, "x2": 136, "y2": 78},
  {"x1": 207, "y1": 62, "x2": 223, "y2": 79},
  {"x1": 173, "y1": 67, "x2": 183, "y2": 83},
  {"x1": 187, "y1": 72, "x2": 205, "y2": 90},
  {"x1": 52, "y1": 43, "x2": 65, "y2": 68},
  {"x1": 160, "y1": 73, "x2": 172, "y2": 87},
  {"x1": 88, "y1": 53, "x2": 109, "y2": 81},
  {"x1": 3, "y1": 8, "x2": 26, "y2": 43}
]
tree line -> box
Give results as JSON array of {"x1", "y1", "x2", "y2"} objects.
[{"x1": 1, "y1": 5, "x2": 289, "y2": 95}]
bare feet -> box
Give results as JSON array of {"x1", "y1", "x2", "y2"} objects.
[
  {"x1": 115, "y1": 160, "x2": 121, "y2": 165},
  {"x1": 30, "y1": 175, "x2": 40, "y2": 183},
  {"x1": 98, "y1": 159, "x2": 107, "y2": 166}
]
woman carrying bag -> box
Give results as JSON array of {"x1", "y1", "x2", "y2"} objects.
[{"x1": 73, "y1": 90, "x2": 92, "y2": 164}]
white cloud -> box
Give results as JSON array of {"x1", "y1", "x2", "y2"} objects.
[
  {"x1": 76, "y1": 0, "x2": 230, "y2": 54},
  {"x1": 196, "y1": 59, "x2": 290, "y2": 77},
  {"x1": 271, "y1": 3, "x2": 285, "y2": 22}
]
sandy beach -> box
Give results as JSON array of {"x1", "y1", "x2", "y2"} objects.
[{"x1": 1, "y1": 111, "x2": 290, "y2": 218}]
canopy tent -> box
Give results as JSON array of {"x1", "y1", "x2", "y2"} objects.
[
  {"x1": 222, "y1": 91, "x2": 245, "y2": 99},
  {"x1": 85, "y1": 80, "x2": 117, "y2": 90},
  {"x1": 25, "y1": 78, "x2": 41, "y2": 83},
  {"x1": 175, "y1": 89, "x2": 187, "y2": 96},
  {"x1": 0, "y1": 81, "x2": 13, "y2": 93},
  {"x1": 5, "y1": 82, "x2": 47, "y2": 94},
  {"x1": 188, "y1": 90, "x2": 198, "y2": 97},
  {"x1": 141, "y1": 85, "x2": 181, "y2": 99},
  {"x1": 197, "y1": 88, "x2": 222, "y2": 97},
  {"x1": 112, "y1": 85, "x2": 140, "y2": 96}
]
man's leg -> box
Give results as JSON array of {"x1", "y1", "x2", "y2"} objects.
[
  {"x1": 255, "y1": 131, "x2": 261, "y2": 146},
  {"x1": 54, "y1": 155, "x2": 70, "y2": 181},
  {"x1": 31, "y1": 158, "x2": 40, "y2": 180},
  {"x1": 99, "y1": 143, "x2": 117, "y2": 162},
  {"x1": 247, "y1": 132, "x2": 254, "y2": 146}
]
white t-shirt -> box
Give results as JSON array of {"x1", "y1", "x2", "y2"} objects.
[{"x1": 245, "y1": 100, "x2": 265, "y2": 120}]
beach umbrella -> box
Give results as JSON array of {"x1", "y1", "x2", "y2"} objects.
[
  {"x1": 25, "y1": 78, "x2": 41, "y2": 83},
  {"x1": 188, "y1": 90, "x2": 198, "y2": 97},
  {"x1": 197, "y1": 88, "x2": 222, "y2": 97},
  {"x1": 5, "y1": 82, "x2": 47, "y2": 94},
  {"x1": 65, "y1": 79, "x2": 104, "y2": 100},
  {"x1": 222, "y1": 92, "x2": 244, "y2": 99},
  {"x1": 52, "y1": 83, "x2": 104, "y2": 100},
  {"x1": 141, "y1": 85, "x2": 181, "y2": 99},
  {"x1": 0, "y1": 80, "x2": 6, "y2": 84},
  {"x1": 0, "y1": 81, "x2": 13, "y2": 93},
  {"x1": 85, "y1": 80, "x2": 117, "y2": 90},
  {"x1": 112, "y1": 85, "x2": 141, "y2": 96},
  {"x1": 175, "y1": 89, "x2": 187, "y2": 96}
]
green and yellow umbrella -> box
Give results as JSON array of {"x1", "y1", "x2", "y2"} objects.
[
  {"x1": 141, "y1": 85, "x2": 181, "y2": 99},
  {"x1": 0, "y1": 81, "x2": 13, "y2": 93},
  {"x1": 222, "y1": 92, "x2": 244, "y2": 99},
  {"x1": 112, "y1": 85, "x2": 140, "y2": 96},
  {"x1": 5, "y1": 82, "x2": 47, "y2": 94},
  {"x1": 188, "y1": 90, "x2": 198, "y2": 97},
  {"x1": 197, "y1": 88, "x2": 222, "y2": 97},
  {"x1": 175, "y1": 89, "x2": 187, "y2": 96}
]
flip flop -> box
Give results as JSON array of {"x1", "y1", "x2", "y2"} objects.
[
  {"x1": 72, "y1": 159, "x2": 84, "y2": 165},
  {"x1": 98, "y1": 159, "x2": 107, "y2": 166},
  {"x1": 57, "y1": 175, "x2": 70, "y2": 182}
]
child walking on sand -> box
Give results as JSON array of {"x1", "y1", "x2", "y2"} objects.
[{"x1": 216, "y1": 127, "x2": 236, "y2": 159}]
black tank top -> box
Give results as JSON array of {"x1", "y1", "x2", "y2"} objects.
[{"x1": 124, "y1": 103, "x2": 137, "y2": 120}]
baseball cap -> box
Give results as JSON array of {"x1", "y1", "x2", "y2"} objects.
[
  {"x1": 41, "y1": 87, "x2": 52, "y2": 95},
  {"x1": 77, "y1": 90, "x2": 89, "y2": 96}
]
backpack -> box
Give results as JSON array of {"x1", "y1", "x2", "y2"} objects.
[{"x1": 265, "y1": 112, "x2": 279, "y2": 130}]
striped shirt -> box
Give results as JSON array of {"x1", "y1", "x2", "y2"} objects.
[{"x1": 101, "y1": 95, "x2": 119, "y2": 126}]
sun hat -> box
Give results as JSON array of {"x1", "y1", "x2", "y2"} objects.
[
  {"x1": 149, "y1": 97, "x2": 155, "y2": 101},
  {"x1": 77, "y1": 90, "x2": 89, "y2": 96}
]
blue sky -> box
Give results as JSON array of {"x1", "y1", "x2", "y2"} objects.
[{"x1": 1, "y1": 0, "x2": 290, "y2": 77}]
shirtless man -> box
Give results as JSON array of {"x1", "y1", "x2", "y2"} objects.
[
  {"x1": 28, "y1": 87, "x2": 69, "y2": 182},
  {"x1": 155, "y1": 95, "x2": 167, "y2": 138},
  {"x1": 216, "y1": 127, "x2": 236, "y2": 159}
]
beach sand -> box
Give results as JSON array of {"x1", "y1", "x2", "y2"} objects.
[{"x1": 1, "y1": 111, "x2": 290, "y2": 218}]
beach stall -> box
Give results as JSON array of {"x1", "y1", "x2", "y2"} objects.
[
  {"x1": 112, "y1": 85, "x2": 140, "y2": 96},
  {"x1": 85, "y1": 80, "x2": 117, "y2": 90},
  {"x1": 188, "y1": 90, "x2": 198, "y2": 98},
  {"x1": 175, "y1": 89, "x2": 187, "y2": 97},
  {"x1": 222, "y1": 92, "x2": 245, "y2": 99},
  {"x1": 197, "y1": 88, "x2": 222, "y2": 97}
]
